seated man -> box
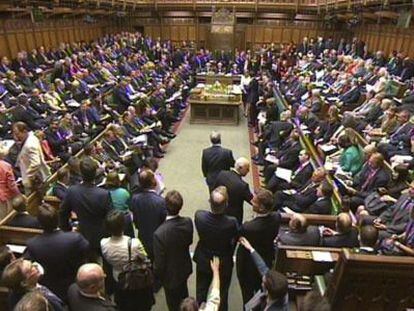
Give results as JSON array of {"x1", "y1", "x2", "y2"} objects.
[
  {"x1": 345, "y1": 152, "x2": 390, "y2": 212},
  {"x1": 361, "y1": 181, "x2": 414, "y2": 240},
  {"x1": 322, "y1": 213, "x2": 359, "y2": 248},
  {"x1": 274, "y1": 167, "x2": 326, "y2": 213},
  {"x1": 353, "y1": 225, "x2": 379, "y2": 255},
  {"x1": 7, "y1": 194, "x2": 41, "y2": 229},
  {"x1": 266, "y1": 150, "x2": 313, "y2": 193},
  {"x1": 304, "y1": 180, "x2": 333, "y2": 215},
  {"x1": 67, "y1": 263, "x2": 117, "y2": 310},
  {"x1": 277, "y1": 214, "x2": 320, "y2": 246}
]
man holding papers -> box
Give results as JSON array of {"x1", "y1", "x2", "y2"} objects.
[{"x1": 266, "y1": 150, "x2": 313, "y2": 193}]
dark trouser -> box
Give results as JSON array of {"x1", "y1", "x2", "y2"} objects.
[
  {"x1": 164, "y1": 281, "x2": 189, "y2": 311},
  {"x1": 196, "y1": 260, "x2": 233, "y2": 311},
  {"x1": 115, "y1": 282, "x2": 154, "y2": 311},
  {"x1": 237, "y1": 269, "x2": 261, "y2": 306}
]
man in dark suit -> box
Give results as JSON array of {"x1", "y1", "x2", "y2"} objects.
[
  {"x1": 353, "y1": 225, "x2": 378, "y2": 255},
  {"x1": 322, "y1": 213, "x2": 359, "y2": 248},
  {"x1": 214, "y1": 157, "x2": 253, "y2": 224},
  {"x1": 67, "y1": 263, "x2": 117, "y2": 311},
  {"x1": 59, "y1": 157, "x2": 113, "y2": 259},
  {"x1": 25, "y1": 204, "x2": 89, "y2": 302},
  {"x1": 7, "y1": 194, "x2": 41, "y2": 229},
  {"x1": 304, "y1": 181, "x2": 333, "y2": 215},
  {"x1": 362, "y1": 182, "x2": 414, "y2": 240},
  {"x1": 153, "y1": 190, "x2": 193, "y2": 311},
  {"x1": 202, "y1": 131, "x2": 235, "y2": 192},
  {"x1": 130, "y1": 169, "x2": 166, "y2": 260},
  {"x1": 378, "y1": 110, "x2": 413, "y2": 160},
  {"x1": 193, "y1": 186, "x2": 239, "y2": 311},
  {"x1": 347, "y1": 152, "x2": 390, "y2": 212},
  {"x1": 277, "y1": 214, "x2": 320, "y2": 246},
  {"x1": 236, "y1": 188, "x2": 281, "y2": 305},
  {"x1": 273, "y1": 167, "x2": 326, "y2": 213},
  {"x1": 266, "y1": 150, "x2": 313, "y2": 193}
]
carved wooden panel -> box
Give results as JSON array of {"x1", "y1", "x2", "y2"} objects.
[
  {"x1": 42, "y1": 31, "x2": 50, "y2": 48},
  {"x1": 34, "y1": 31, "x2": 43, "y2": 48},
  {"x1": 6, "y1": 34, "x2": 19, "y2": 58},
  {"x1": 15, "y1": 33, "x2": 27, "y2": 52},
  {"x1": 0, "y1": 35, "x2": 9, "y2": 58},
  {"x1": 25, "y1": 32, "x2": 36, "y2": 52},
  {"x1": 264, "y1": 27, "x2": 272, "y2": 42},
  {"x1": 188, "y1": 26, "x2": 196, "y2": 41}
]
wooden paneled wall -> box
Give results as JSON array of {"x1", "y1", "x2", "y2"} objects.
[
  {"x1": 0, "y1": 19, "x2": 126, "y2": 59},
  {"x1": 354, "y1": 24, "x2": 414, "y2": 57},
  {"x1": 144, "y1": 21, "x2": 346, "y2": 50}
]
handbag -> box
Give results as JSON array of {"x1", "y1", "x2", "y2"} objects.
[{"x1": 118, "y1": 238, "x2": 154, "y2": 290}]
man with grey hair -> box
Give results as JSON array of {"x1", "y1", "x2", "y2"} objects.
[
  {"x1": 215, "y1": 157, "x2": 253, "y2": 224},
  {"x1": 67, "y1": 263, "x2": 117, "y2": 310},
  {"x1": 201, "y1": 131, "x2": 235, "y2": 192},
  {"x1": 193, "y1": 186, "x2": 239, "y2": 311}
]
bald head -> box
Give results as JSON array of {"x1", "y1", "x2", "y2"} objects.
[
  {"x1": 235, "y1": 157, "x2": 250, "y2": 176},
  {"x1": 76, "y1": 263, "x2": 105, "y2": 294},
  {"x1": 11, "y1": 194, "x2": 27, "y2": 213}
]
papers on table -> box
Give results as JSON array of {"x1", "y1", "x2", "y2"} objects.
[
  {"x1": 275, "y1": 167, "x2": 293, "y2": 183},
  {"x1": 315, "y1": 70, "x2": 325, "y2": 80},
  {"x1": 196, "y1": 83, "x2": 205, "y2": 88},
  {"x1": 282, "y1": 207, "x2": 296, "y2": 214},
  {"x1": 301, "y1": 92, "x2": 309, "y2": 101},
  {"x1": 7, "y1": 244, "x2": 26, "y2": 254},
  {"x1": 66, "y1": 99, "x2": 80, "y2": 108},
  {"x1": 265, "y1": 154, "x2": 279, "y2": 164},
  {"x1": 283, "y1": 189, "x2": 297, "y2": 195},
  {"x1": 132, "y1": 134, "x2": 148, "y2": 145},
  {"x1": 319, "y1": 144, "x2": 337, "y2": 153},
  {"x1": 312, "y1": 251, "x2": 333, "y2": 262},
  {"x1": 0, "y1": 139, "x2": 15, "y2": 152}
]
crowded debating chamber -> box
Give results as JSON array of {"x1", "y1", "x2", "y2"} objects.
[{"x1": 1, "y1": 0, "x2": 414, "y2": 310}]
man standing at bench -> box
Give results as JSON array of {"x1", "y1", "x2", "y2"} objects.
[{"x1": 59, "y1": 157, "x2": 113, "y2": 260}]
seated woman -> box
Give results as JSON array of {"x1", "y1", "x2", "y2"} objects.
[
  {"x1": 338, "y1": 134, "x2": 364, "y2": 176},
  {"x1": 100, "y1": 210, "x2": 154, "y2": 311}
]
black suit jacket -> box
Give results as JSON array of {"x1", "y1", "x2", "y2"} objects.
[
  {"x1": 215, "y1": 170, "x2": 253, "y2": 224},
  {"x1": 354, "y1": 165, "x2": 390, "y2": 195},
  {"x1": 236, "y1": 212, "x2": 281, "y2": 281},
  {"x1": 67, "y1": 283, "x2": 117, "y2": 311},
  {"x1": 278, "y1": 226, "x2": 320, "y2": 246},
  {"x1": 201, "y1": 145, "x2": 235, "y2": 188},
  {"x1": 59, "y1": 183, "x2": 113, "y2": 250},
  {"x1": 25, "y1": 231, "x2": 89, "y2": 301},
  {"x1": 153, "y1": 216, "x2": 193, "y2": 289},
  {"x1": 193, "y1": 210, "x2": 239, "y2": 271},
  {"x1": 304, "y1": 197, "x2": 332, "y2": 215},
  {"x1": 322, "y1": 228, "x2": 359, "y2": 248},
  {"x1": 7, "y1": 213, "x2": 42, "y2": 229},
  {"x1": 130, "y1": 190, "x2": 167, "y2": 259}
]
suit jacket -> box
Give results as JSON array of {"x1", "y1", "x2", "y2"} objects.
[
  {"x1": 322, "y1": 228, "x2": 359, "y2": 248},
  {"x1": 25, "y1": 230, "x2": 89, "y2": 301},
  {"x1": 13, "y1": 105, "x2": 43, "y2": 130},
  {"x1": 276, "y1": 140, "x2": 301, "y2": 170},
  {"x1": 153, "y1": 216, "x2": 193, "y2": 289},
  {"x1": 7, "y1": 213, "x2": 42, "y2": 229},
  {"x1": 354, "y1": 165, "x2": 390, "y2": 195},
  {"x1": 130, "y1": 190, "x2": 166, "y2": 258},
  {"x1": 59, "y1": 183, "x2": 113, "y2": 250},
  {"x1": 201, "y1": 145, "x2": 235, "y2": 188},
  {"x1": 278, "y1": 226, "x2": 320, "y2": 246},
  {"x1": 16, "y1": 131, "x2": 50, "y2": 190},
  {"x1": 304, "y1": 197, "x2": 332, "y2": 215},
  {"x1": 67, "y1": 283, "x2": 117, "y2": 311},
  {"x1": 193, "y1": 210, "x2": 239, "y2": 271},
  {"x1": 290, "y1": 163, "x2": 314, "y2": 189},
  {"x1": 379, "y1": 194, "x2": 413, "y2": 234},
  {"x1": 236, "y1": 213, "x2": 281, "y2": 285},
  {"x1": 214, "y1": 170, "x2": 253, "y2": 224}
]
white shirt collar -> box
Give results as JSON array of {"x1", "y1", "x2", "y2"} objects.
[{"x1": 166, "y1": 215, "x2": 179, "y2": 221}]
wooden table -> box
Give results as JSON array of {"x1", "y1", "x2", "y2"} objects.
[{"x1": 189, "y1": 97, "x2": 241, "y2": 125}]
